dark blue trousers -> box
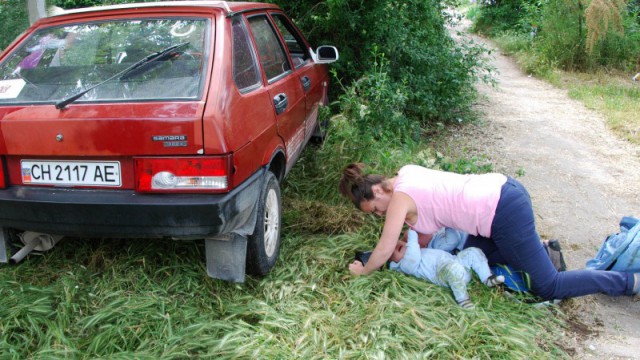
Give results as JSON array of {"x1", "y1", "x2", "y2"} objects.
[{"x1": 464, "y1": 177, "x2": 634, "y2": 300}]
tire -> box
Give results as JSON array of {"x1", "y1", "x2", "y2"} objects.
[{"x1": 246, "y1": 171, "x2": 282, "y2": 276}]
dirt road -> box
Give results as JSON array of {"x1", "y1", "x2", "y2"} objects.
[{"x1": 449, "y1": 32, "x2": 640, "y2": 358}]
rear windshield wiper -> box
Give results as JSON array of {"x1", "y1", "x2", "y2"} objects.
[{"x1": 55, "y1": 42, "x2": 190, "y2": 109}]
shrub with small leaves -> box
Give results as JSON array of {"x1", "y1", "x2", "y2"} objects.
[{"x1": 0, "y1": 0, "x2": 29, "y2": 51}]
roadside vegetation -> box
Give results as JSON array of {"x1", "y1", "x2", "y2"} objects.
[
  {"x1": 0, "y1": 0, "x2": 28, "y2": 51},
  {"x1": 0, "y1": 0, "x2": 602, "y2": 358},
  {"x1": 466, "y1": 0, "x2": 640, "y2": 144}
]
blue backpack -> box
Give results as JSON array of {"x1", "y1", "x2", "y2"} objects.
[
  {"x1": 490, "y1": 263, "x2": 531, "y2": 292},
  {"x1": 586, "y1": 216, "x2": 640, "y2": 271}
]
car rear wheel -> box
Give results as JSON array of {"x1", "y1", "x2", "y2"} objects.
[{"x1": 246, "y1": 171, "x2": 282, "y2": 276}]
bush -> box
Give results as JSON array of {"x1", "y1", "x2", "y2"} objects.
[
  {"x1": 336, "y1": 49, "x2": 418, "y2": 145},
  {"x1": 275, "y1": 0, "x2": 489, "y2": 124},
  {"x1": 0, "y1": 0, "x2": 29, "y2": 51},
  {"x1": 536, "y1": 0, "x2": 589, "y2": 70},
  {"x1": 585, "y1": 2, "x2": 640, "y2": 71},
  {"x1": 473, "y1": 0, "x2": 640, "y2": 72},
  {"x1": 0, "y1": 0, "x2": 149, "y2": 51},
  {"x1": 493, "y1": 30, "x2": 533, "y2": 55},
  {"x1": 472, "y1": 0, "x2": 531, "y2": 36}
]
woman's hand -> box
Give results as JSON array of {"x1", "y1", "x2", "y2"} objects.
[{"x1": 349, "y1": 260, "x2": 366, "y2": 276}]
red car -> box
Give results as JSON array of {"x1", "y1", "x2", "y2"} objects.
[{"x1": 0, "y1": 1, "x2": 338, "y2": 281}]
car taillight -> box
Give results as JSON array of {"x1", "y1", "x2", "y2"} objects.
[
  {"x1": 134, "y1": 157, "x2": 231, "y2": 193},
  {"x1": 0, "y1": 158, "x2": 5, "y2": 189}
]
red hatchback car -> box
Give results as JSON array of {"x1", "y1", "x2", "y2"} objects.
[{"x1": 0, "y1": 1, "x2": 338, "y2": 281}]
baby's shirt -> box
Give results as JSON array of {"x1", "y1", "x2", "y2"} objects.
[{"x1": 390, "y1": 230, "x2": 457, "y2": 285}]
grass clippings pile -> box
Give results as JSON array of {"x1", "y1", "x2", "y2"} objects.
[{"x1": 0, "y1": 230, "x2": 569, "y2": 358}]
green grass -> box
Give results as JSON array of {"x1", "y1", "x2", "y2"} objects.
[
  {"x1": 554, "y1": 70, "x2": 640, "y2": 144},
  {"x1": 0, "y1": 230, "x2": 569, "y2": 359},
  {"x1": 491, "y1": 31, "x2": 559, "y2": 81},
  {"x1": 460, "y1": 1, "x2": 481, "y2": 22},
  {"x1": 492, "y1": 31, "x2": 532, "y2": 56}
]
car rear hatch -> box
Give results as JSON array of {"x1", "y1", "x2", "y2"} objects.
[
  {"x1": 0, "y1": 102, "x2": 205, "y2": 189},
  {"x1": 0, "y1": 15, "x2": 212, "y2": 191}
]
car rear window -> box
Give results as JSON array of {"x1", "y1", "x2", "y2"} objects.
[
  {"x1": 232, "y1": 17, "x2": 261, "y2": 92},
  {"x1": 0, "y1": 18, "x2": 209, "y2": 105}
]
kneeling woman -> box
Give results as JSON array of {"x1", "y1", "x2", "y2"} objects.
[{"x1": 339, "y1": 163, "x2": 638, "y2": 300}]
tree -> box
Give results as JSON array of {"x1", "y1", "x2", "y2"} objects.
[
  {"x1": 584, "y1": 0, "x2": 627, "y2": 53},
  {"x1": 27, "y1": 0, "x2": 46, "y2": 24},
  {"x1": 0, "y1": 0, "x2": 29, "y2": 50},
  {"x1": 516, "y1": 0, "x2": 638, "y2": 70}
]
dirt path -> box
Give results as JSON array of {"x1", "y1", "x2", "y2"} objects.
[{"x1": 448, "y1": 31, "x2": 640, "y2": 358}]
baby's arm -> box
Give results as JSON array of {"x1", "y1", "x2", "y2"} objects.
[{"x1": 397, "y1": 230, "x2": 422, "y2": 275}]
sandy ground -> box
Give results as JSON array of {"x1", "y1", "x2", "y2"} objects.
[{"x1": 446, "y1": 27, "x2": 640, "y2": 358}]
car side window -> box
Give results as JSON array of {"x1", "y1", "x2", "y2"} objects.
[
  {"x1": 247, "y1": 15, "x2": 292, "y2": 82},
  {"x1": 271, "y1": 14, "x2": 309, "y2": 68},
  {"x1": 232, "y1": 17, "x2": 261, "y2": 91}
]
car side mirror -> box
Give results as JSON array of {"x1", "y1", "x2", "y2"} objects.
[{"x1": 310, "y1": 45, "x2": 339, "y2": 64}]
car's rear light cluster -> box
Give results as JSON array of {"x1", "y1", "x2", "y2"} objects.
[
  {"x1": 0, "y1": 157, "x2": 5, "y2": 189},
  {"x1": 134, "y1": 156, "x2": 231, "y2": 193}
]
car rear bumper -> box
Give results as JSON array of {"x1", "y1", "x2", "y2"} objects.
[{"x1": 0, "y1": 169, "x2": 264, "y2": 239}]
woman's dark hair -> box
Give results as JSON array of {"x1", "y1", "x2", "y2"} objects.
[{"x1": 339, "y1": 163, "x2": 386, "y2": 209}]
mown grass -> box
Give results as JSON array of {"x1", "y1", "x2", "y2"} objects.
[{"x1": 0, "y1": 228, "x2": 569, "y2": 359}]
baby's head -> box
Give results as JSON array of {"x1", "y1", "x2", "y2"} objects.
[{"x1": 390, "y1": 240, "x2": 407, "y2": 263}]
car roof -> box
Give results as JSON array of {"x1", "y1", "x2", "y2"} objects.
[{"x1": 49, "y1": 1, "x2": 279, "y2": 17}]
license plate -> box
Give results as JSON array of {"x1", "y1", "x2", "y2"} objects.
[{"x1": 21, "y1": 160, "x2": 121, "y2": 187}]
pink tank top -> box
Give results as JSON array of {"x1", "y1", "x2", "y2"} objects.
[{"x1": 394, "y1": 165, "x2": 507, "y2": 237}]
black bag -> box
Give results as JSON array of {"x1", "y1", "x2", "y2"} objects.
[
  {"x1": 354, "y1": 251, "x2": 390, "y2": 270},
  {"x1": 355, "y1": 251, "x2": 372, "y2": 266}
]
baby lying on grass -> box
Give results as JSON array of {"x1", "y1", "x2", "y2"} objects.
[{"x1": 389, "y1": 230, "x2": 504, "y2": 309}]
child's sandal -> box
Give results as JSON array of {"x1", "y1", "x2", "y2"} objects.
[
  {"x1": 485, "y1": 274, "x2": 505, "y2": 287},
  {"x1": 457, "y1": 299, "x2": 475, "y2": 309}
]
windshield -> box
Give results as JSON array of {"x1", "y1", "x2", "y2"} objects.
[{"x1": 0, "y1": 18, "x2": 208, "y2": 105}]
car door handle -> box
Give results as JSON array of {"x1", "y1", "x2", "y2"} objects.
[
  {"x1": 273, "y1": 93, "x2": 288, "y2": 115},
  {"x1": 301, "y1": 76, "x2": 311, "y2": 92}
]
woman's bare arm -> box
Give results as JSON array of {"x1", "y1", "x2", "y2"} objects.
[{"x1": 349, "y1": 192, "x2": 415, "y2": 275}]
